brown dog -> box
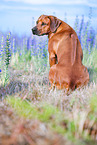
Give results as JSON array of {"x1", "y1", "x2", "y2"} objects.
[{"x1": 32, "y1": 15, "x2": 89, "y2": 90}]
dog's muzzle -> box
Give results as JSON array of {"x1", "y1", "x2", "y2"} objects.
[{"x1": 32, "y1": 26, "x2": 39, "y2": 35}]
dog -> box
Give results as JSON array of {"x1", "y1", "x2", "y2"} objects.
[{"x1": 32, "y1": 15, "x2": 89, "y2": 90}]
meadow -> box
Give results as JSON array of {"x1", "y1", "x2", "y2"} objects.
[{"x1": 0, "y1": 15, "x2": 97, "y2": 145}]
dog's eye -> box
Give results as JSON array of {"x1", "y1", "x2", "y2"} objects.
[{"x1": 41, "y1": 22, "x2": 46, "y2": 26}]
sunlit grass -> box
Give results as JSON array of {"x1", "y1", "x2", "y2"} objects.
[
  {"x1": 90, "y1": 94, "x2": 97, "y2": 112},
  {"x1": 6, "y1": 91, "x2": 97, "y2": 142},
  {"x1": 7, "y1": 97, "x2": 61, "y2": 121},
  {"x1": 6, "y1": 96, "x2": 67, "y2": 134}
]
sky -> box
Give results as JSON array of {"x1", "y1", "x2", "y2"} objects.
[{"x1": 0, "y1": 0, "x2": 97, "y2": 35}]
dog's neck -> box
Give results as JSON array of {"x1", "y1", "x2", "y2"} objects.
[
  {"x1": 48, "y1": 32, "x2": 55, "y2": 39},
  {"x1": 48, "y1": 28, "x2": 62, "y2": 39},
  {"x1": 48, "y1": 21, "x2": 71, "y2": 39}
]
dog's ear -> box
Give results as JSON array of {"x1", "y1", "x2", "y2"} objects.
[{"x1": 48, "y1": 16, "x2": 62, "y2": 33}]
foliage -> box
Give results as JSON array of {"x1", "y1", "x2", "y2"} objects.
[{"x1": 0, "y1": 32, "x2": 11, "y2": 86}]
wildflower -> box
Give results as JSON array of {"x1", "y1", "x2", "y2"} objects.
[
  {"x1": 42, "y1": 54, "x2": 46, "y2": 58},
  {"x1": 5, "y1": 32, "x2": 11, "y2": 66},
  {"x1": 0, "y1": 69, "x2": 2, "y2": 72}
]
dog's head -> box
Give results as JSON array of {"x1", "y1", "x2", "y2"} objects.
[{"x1": 32, "y1": 15, "x2": 62, "y2": 36}]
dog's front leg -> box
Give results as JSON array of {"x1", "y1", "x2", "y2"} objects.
[{"x1": 49, "y1": 53, "x2": 57, "y2": 67}]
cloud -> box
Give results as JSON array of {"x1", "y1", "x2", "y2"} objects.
[
  {"x1": 4, "y1": 0, "x2": 88, "y2": 5},
  {"x1": 4, "y1": 0, "x2": 97, "y2": 7},
  {"x1": 4, "y1": 0, "x2": 54, "y2": 4},
  {"x1": 88, "y1": 2, "x2": 97, "y2": 7},
  {"x1": 0, "y1": 4, "x2": 38, "y2": 11},
  {"x1": 0, "y1": 3, "x2": 59, "y2": 14}
]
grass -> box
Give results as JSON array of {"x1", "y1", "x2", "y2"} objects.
[
  {"x1": 6, "y1": 91, "x2": 97, "y2": 142},
  {"x1": 90, "y1": 94, "x2": 97, "y2": 112},
  {"x1": 6, "y1": 97, "x2": 59, "y2": 122},
  {"x1": 6, "y1": 96, "x2": 67, "y2": 134},
  {"x1": 83, "y1": 48, "x2": 97, "y2": 83}
]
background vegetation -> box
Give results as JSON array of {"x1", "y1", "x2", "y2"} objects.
[{"x1": 0, "y1": 13, "x2": 97, "y2": 145}]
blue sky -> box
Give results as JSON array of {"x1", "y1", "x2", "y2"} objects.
[{"x1": 0, "y1": 0, "x2": 97, "y2": 35}]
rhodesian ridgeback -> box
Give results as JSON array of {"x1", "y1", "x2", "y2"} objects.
[{"x1": 32, "y1": 15, "x2": 89, "y2": 90}]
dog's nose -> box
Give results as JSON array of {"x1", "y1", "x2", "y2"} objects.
[{"x1": 32, "y1": 26, "x2": 37, "y2": 34}]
